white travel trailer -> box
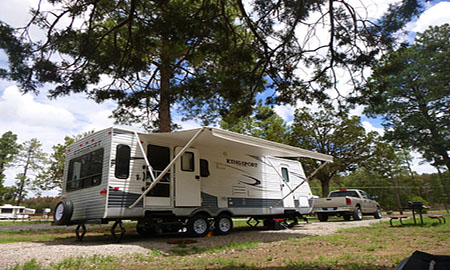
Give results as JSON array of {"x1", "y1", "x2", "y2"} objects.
[
  {"x1": 0, "y1": 204, "x2": 36, "y2": 219},
  {"x1": 53, "y1": 127, "x2": 332, "y2": 240}
]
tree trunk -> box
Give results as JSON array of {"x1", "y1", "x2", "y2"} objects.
[
  {"x1": 16, "y1": 150, "x2": 31, "y2": 206},
  {"x1": 441, "y1": 151, "x2": 450, "y2": 174},
  {"x1": 159, "y1": 39, "x2": 171, "y2": 133},
  {"x1": 436, "y1": 165, "x2": 450, "y2": 213},
  {"x1": 319, "y1": 177, "x2": 330, "y2": 198}
]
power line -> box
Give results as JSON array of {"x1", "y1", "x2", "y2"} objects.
[{"x1": 310, "y1": 186, "x2": 444, "y2": 189}]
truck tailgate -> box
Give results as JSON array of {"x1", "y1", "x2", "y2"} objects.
[{"x1": 314, "y1": 197, "x2": 347, "y2": 208}]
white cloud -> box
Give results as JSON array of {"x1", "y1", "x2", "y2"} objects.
[
  {"x1": 0, "y1": 86, "x2": 76, "y2": 128},
  {"x1": 274, "y1": 105, "x2": 294, "y2": 123},
  {"x1": 410, "y1": 151, "x2": 437, "y2": 175},
  {"x1": 0, "y1": 84, "x2": 115, "y2": 190},
  {"x1": 411, "y1": 2, "x2": 450, "y2": 33},
  {"x1": 362, "y1": 121, "x2": 384, "y2": 136}
]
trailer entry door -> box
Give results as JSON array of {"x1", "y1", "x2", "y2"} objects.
[
  {"x1": 281, "y1": 166, "x2": 296, "y2": 208},
  {"x1": 175, "y1": 147, "x2": 201, "y2": 207},
  {"x1": 144, "y1": 144, "x2": 171, "y2": 207}
]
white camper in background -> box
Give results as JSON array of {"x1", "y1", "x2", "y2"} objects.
[
  {"x1": 0, "y1": 204, "x2": 36, "y2": 219},
  {"x1": 53, "y1": 127, "x2": 332, "y2": 240}
]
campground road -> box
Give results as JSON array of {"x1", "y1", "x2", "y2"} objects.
[{"x1": 0, "y1": 218, "x2": 388, "y2": 269}]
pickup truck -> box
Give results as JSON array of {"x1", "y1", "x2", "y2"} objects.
[{"x1": 313, "y1": 189, "x2": 382, "y2": 222}]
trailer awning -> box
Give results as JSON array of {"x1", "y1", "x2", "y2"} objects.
[{"x1": 137, "y1": 127, "x2": 332, "y2": 162}]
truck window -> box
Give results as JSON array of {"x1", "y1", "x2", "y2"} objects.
[
  {"x1": 281, "y1": 167, "x2": 290, "y2": 182},
  {"x1": 115, "y1": 144, "x2": 131, "y2": 179},
  {"x1": 329, "y1": 191, "x2": 359, "y2": 198},
  {"x1": 359, "y1": 190, "x2": 369, "y2": 199},
  {"x1": 67, "y1": 148, "x2": 104, "y2": 191}
]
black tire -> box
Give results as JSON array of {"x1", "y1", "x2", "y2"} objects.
[
  {"x1": 343, "y1": 214, "x2": 351, "y2": 221},
  {"x1": 317, "y1": 213, "x2": 328, "y2": 222},
  {"x1": 213, "y1": 214, "x2": 233, "y2": 235},
  {"x1": 187, "y1": 214, "x2": 210, "y2": 237},
  {"x1": 352, "y1": 206, "x2": 363, "y2": 221},
  {"x1": 53, "y1": 200, "x2": 73, "y2": 225},
  {"x1": 374, "y1": 207, "x2": 382, "y2": 219}
]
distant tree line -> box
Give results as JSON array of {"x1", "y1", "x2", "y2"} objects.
[
  {"x1": 221, "y1": 104, "x2": 449, "y2": 211},
  {"x1": 0, "y1": 130, "x2": 92, "y2": 207}
]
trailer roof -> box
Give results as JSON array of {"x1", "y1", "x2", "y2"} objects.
[{"x1": 137, "y1": 127, "x2": 333, "y2": 162}]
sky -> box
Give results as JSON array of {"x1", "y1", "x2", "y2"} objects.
[{"x1": 0, "y1": 0, "x2": 449, "y2": 194}]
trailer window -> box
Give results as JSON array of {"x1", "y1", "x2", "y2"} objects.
[
  {"x1": 115, "y1": 144, "x2": 131, "y2": 179},
  {"x1": 181, "y1": 152, "x2": 195, "y2": 172},
  {"x1": 281, "y1": 167, "x2": 290, "y2": 182},
  {"x1": 67, "y1": 148, "x2": 104, "y2": 191},
  {"x1": 1, "y1": 208, "x2": 13, "y2": 214},
  {"x1": 147, "y1": 144, "x2": 170, "y2": 170},
  {"x1": 200, "y1": 159, "x2": 210, "y2": 177}
]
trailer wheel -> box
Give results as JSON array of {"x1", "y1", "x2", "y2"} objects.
[
  {"x1": 213, "y1": 214, "x2": 233, "y2": 235},
  {"x1": 374, "y1": 207, "x2": 382, "y2": 219},
  {"x1": 343, "y1": 214, "x2": 351, "y2": 221},
  {"x1": 353, "y1": 206, "x2": 363, "y2": 221},
  {"x1": 53, "y1": 200, "x2": 73, "y2": 225},
  {"x1": 187, "y1": 214, "x2": 209, "y2": 237},
  {"x1": 317, "y1": 213, "x2": 328, "y2": 222}
]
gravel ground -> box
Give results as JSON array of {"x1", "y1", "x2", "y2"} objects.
[{"x1": 0, "y1": 218, "x2": 387, "y2": 269}]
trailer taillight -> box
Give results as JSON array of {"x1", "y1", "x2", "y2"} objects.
[
  {"x1": 100, "y1": 189, "x2": 107, "y2": 195},
  {"x1": 346, "y1": 197, "x2": 351, "y2": 205}
]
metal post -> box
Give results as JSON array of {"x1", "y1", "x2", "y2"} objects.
[
  {"x1": 134, "y1": 131, "x2": 156, "y2": 182},
  {"x1": 129, "y1": 127, "x2": 206, "y2": 209}
]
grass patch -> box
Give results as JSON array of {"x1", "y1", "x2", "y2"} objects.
[
  {"x1": 8, "y1": 215, "x2": 450, "y2": 270},
  {"x1": 0, "y1": 221, "x2": 51, "y2": 226},
  {"x1": 0, "y1": 223, "x2": 137, "y2": 244},
  {"x1": 0, "y1": 230, "x2": 73, "y2": 244}
]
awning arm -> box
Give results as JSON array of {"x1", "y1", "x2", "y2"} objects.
[
  {"x1": 129, "y1": 127, "x2": 206, "y2": 209},
  {"x1": 134, "y1": 131, "x2": 156, "y2": 182},
  {"x1": 270, "y1": 161, "x2": 329, "y2": 209}
]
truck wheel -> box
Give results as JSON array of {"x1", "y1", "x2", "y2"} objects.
[
  {"x1": 213, "y1": 214, "x2": 233, "y2": 235},
  {"x1": 374, "y1": 207, "x2": 382, "y2": 219},
  {"x1": 53, "y1": 200, "x2": 73, "y2": 225},
  {"x1": 343, "y1": 214, "x2": 351, "y2": 221},
  {"x1": 353, "y1": 206, "x2": 363, "y2": 221},
  {"x1": 187, "y1": 214, "x2": 210, "y2": 237},
  {"x1": 317, "y1": 213, "x2": 328, "y2": 222}
]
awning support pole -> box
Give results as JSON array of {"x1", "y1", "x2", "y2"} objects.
[
  {"x1": 134, "y1": 131, "x2": 155, "y2": 182},
  {"x1": 270, "y1": 161, "x2": 329, "y2": 209},
  {"x1": 129, "y1": 127, "x2": 206, "y2": 209}
]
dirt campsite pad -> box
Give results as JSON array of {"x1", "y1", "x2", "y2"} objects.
[{"x1": 0, "y1": 218, "x2": 387, "y2": 269}]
